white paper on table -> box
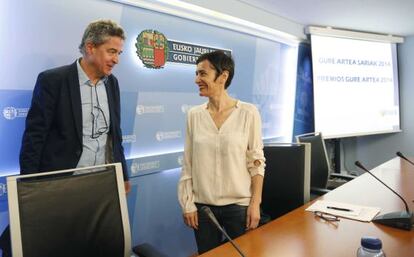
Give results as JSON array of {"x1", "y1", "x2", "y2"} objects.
[{"x1": 306, "y1": 200, "x2": 381, "y2": 222}]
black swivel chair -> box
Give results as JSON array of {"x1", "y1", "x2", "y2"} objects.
[
  {"x1": 295, "y1": 132, "x2": 355, "y2": 197},
  {"x1": 262, "y1": 143, "x2": 311, "y2": 220}
]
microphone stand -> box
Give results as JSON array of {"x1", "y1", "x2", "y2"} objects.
[
  {"x1": 200, "y1": 206, "x2": 246, "y2": 257},
  {"x1": 396, "y1": 151, "x2": 414, "y2": 166},
  {"x1": 355, "y1": 161, "x2": 413, "y2": 231},
  {"x1": 395, "y1": 152, "x2": 414, "y2": 203}
]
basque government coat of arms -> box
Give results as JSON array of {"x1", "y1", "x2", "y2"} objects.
[{"x1": 136, "y1": 29, "x2": 169, "y2": 69}]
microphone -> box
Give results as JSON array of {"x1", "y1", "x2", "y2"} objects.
[
  {"x1": 355, "y1": 161, "x2": 413, "y2": 231},
  {"x1": 200, "y1": 206, "x2": 246, "y2": 257},
  {"x1": 396, "y1": 151, "x2": 414, "y2": 166}
]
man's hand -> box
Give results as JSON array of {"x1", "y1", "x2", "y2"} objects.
[
  {"x1": 246, "y1": 203, "x2": 260, "y2": 230},
  {"x1": 124, "y1": 181, "x2": 131, "y2": 194},
  {"x1": 183, "y1": 211, "x2": 198, "y2": 229}
]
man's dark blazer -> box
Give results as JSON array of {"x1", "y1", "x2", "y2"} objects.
[{"x1": 19, "y1": 61, "x2": 128, "y2": 180}]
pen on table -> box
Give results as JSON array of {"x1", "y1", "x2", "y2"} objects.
[{"x1": 327, "y1": 206, "x2": 352, "y2": 212}]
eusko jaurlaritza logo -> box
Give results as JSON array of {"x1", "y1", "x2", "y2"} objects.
[{"x1": 135, "y1": 29, "x2": 231, "y2": 68}]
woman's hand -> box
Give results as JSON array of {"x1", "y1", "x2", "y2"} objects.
[
  {"x1": 246, "y1": 203, "x2": 261, "y2": 230},
  {"x1": 183, "y1": 211, "x2": 199, "y2": 229}
]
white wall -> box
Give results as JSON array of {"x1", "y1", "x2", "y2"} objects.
[{"x1": 179, "y1": 0, "x2": 306, "y2": 40}]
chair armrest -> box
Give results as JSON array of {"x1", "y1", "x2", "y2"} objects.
[
  {"x1": 330, "y1": 174, "x2": 356, "y2": 181},
  {"x1": 310, "y1": 187, "x2": 330, "y2": 196}
]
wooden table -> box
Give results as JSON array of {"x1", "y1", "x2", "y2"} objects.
[{"x1": 199, "y1": 157, "x2": 414, "y2": 257}]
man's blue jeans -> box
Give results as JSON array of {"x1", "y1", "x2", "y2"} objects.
[{"x1": 194, "y1": 203, "x2": 247, "y2": 254}]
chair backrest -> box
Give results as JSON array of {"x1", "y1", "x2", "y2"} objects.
[
  {"x1": 7, "y1": 163, "x2": 131, "y2": 257},
  {"x1": 296, "y1": 132, "x2": 330, "y2": 189},
  {"x1": 262, "y1": 143, "x2": 310, "y2": 220}
]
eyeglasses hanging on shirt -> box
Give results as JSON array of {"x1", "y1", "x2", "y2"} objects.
[{"x1": 91, "y1": 85, "x2": 109, "y2": 139}]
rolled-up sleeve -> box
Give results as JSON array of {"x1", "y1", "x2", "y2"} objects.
[
  {"x1": 246, "y1": 107, "x2": 266, "y2": 177},
  {"x1": 177, "y1": 113, "x2": 197, "y2": 213}
]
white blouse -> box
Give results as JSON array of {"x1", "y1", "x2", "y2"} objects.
[{"x1": 178, "y1": 100, "x2": 266, "y2": 213}]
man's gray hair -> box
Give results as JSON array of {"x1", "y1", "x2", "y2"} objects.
[{"x1": 79, "y1": 20, "x2": 125, "y2": 55}]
